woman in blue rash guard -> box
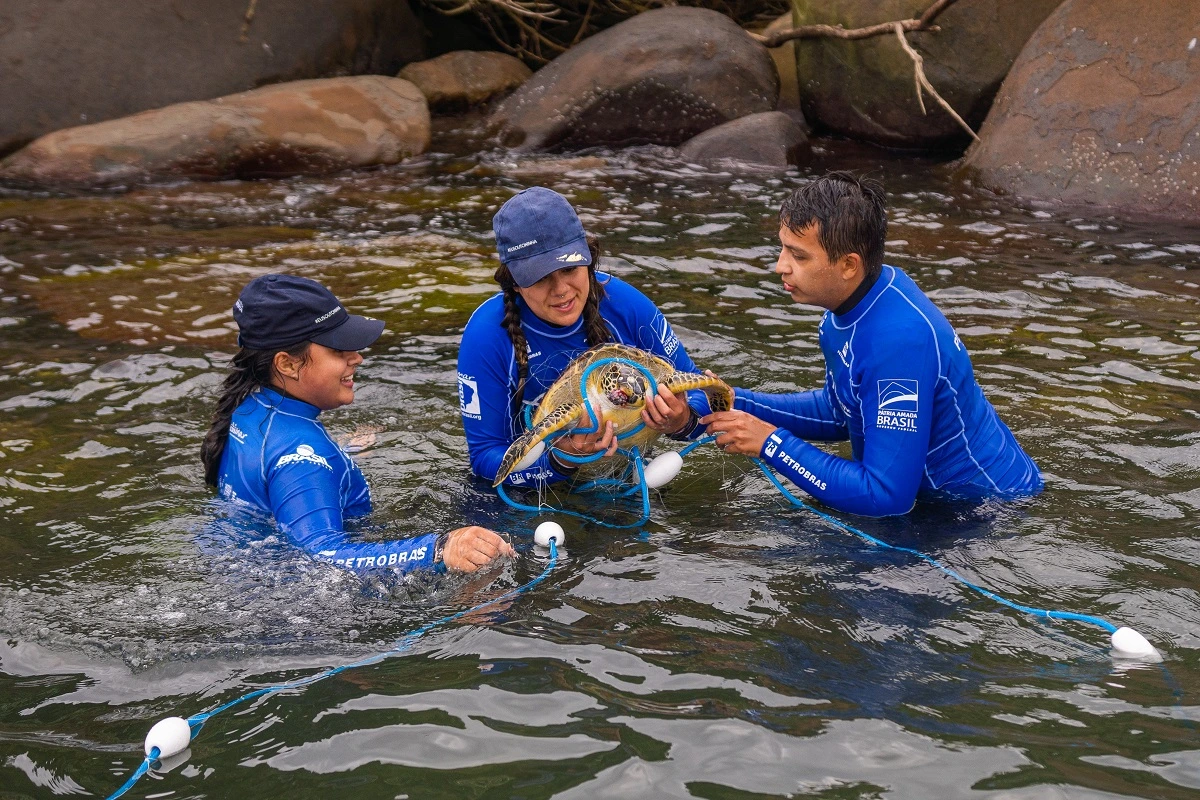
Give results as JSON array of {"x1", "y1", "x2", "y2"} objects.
[
  {"x1": 201, "y1": 273, "x2": 514, "y2": 573},
  {"x1": 702, "y1": 172, "x2": 1042, "y2": 517},
  {"x1": 457, "y1": 186, "x2": 711, "y2": 486}
]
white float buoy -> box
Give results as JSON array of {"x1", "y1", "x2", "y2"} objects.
[
  {"x1": 1110, "y1": 627, "x2": 1163, "y2": 662},
  {"x1": 144, "y1": 716, "x2": 192, "y2": 758},
  {"x1": 513, "y1": 440, "x2": 546, "y2": 472},
  {"x1": 643, "y1": 451, "x2": 683, "y2": 489},
  {"x1": 534, "y1": 520, "x2": 565, "y2": 548}
]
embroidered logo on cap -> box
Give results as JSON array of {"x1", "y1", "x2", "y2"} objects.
[
  {"x1": 507, "y1": 239, "x2": 538, "y2": 253},
  {"x1": 555, "y1": 252, "x2": 586, "y2": 263},
  {"x1": 314, "y1": 306, "x2": 342, "y2": 324}
]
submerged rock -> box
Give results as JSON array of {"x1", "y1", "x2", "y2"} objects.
[
  {"x1": 961, "y1": 0, "x2": 1200, "y2": 222},
  {"x1": 0, "y1": 77, "x2": 431, "y2": 190},
  {"x1": 399, "y1": 51, "x2": 532, "y2": 112},
  {"x1": 0, "y1": 0, "x2": 425, "y2": 157},
  {"x1": 490, "y1": 6, "x2": 778, "y2": 150},
  {"x1": 680, "y1": 112, "x2": 809, "y2": 169},
  {"x1": 792, "y1": 0, "x2": 1060, "y2": 150}
]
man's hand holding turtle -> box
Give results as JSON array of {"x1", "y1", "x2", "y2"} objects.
[{"x1": 699, "y1": 410, "x2": 778, "y2": 457}]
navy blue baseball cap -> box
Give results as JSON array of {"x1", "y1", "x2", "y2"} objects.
[
  {"x1": 492, "y1": 187, "x2": 592, "y2": 287},
  {"x1": 233, "y1": 274, "x2": 384, "y2": 351}
]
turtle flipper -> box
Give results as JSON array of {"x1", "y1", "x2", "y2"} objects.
[
  {"x1": 492, "y1": 403, "x2": 584, "y2": 487},
  {"x1": 662, "y1": 372, "x2": 735, "y2": 412}
]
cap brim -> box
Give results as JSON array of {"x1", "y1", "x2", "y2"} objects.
[
  {"x1": 508, "y1": 234, "x2": 592, "y2": 287},
  {"x1": 310, "y1": 315, "x2": 385, "y2": 351}
]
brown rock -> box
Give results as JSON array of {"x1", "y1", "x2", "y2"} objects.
[
  {"x1": 0, "y1": 76, "x2": 430, "y2": 190},
  {"x1": 680, "y1": 112, "x2": 810, "y2": 169},
  {"x1": 0, "y1": 0, "x2": 426, "y2": 157},
  {"x1": 759, "y1": 13, "x2": 805, "y2": 123},
  {"x1": 792, "y1": 0, "x2": 1061, "y2": 150},
  {"x1": 399, "y1": 51, "x2": 532, "y2": 112},
  {"x1": 961, "y1": 0, "x2": 1200, "y2": 221},
  {"x1": 490, "y1": 6, "x2": 778, "y2": 150}
]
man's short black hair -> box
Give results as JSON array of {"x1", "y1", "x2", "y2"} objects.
[{"x1": 779, "y1": 171, "x2": 887, "y2": 281}]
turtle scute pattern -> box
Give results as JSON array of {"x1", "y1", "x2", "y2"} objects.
[{"x1": 492, "y1": 344, "x2": 733, "y2": 487}]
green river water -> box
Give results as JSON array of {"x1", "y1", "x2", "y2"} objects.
[{"x1": 1, "y1": 127, "x2": 1199, "y2": 799}]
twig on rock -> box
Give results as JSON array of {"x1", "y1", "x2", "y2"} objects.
[
  {"x1": 751, "y1": 0, "x2": 960, "y2": 47},
  {"x1": 238, "y1": 0, "x2": 258, "y2": 43},
  {"x1": 892, "y1": 22, "x2": 979, "y2": 142}
]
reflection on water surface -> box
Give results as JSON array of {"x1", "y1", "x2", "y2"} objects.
[{"x1": 1, "y1": 135, "x2": 1199, "y2": 798}]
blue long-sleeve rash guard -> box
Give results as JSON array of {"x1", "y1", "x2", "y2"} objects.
[
  {"x1": 457, "y1": 273, "x2": 712, "y2": 486},
  {"x1": 736, "y1": 266, "x2": 1042, "y2": 517},
  {"x1": 217, "y1": 387, "x2": 437, "y2": 572}
]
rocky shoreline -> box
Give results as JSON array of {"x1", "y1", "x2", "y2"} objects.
[{"x1": 1, "y1": 1, "x2": 1196, "y2": 223}]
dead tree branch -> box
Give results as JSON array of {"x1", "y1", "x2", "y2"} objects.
[
  {"x1": 892, "y1": 22, "x2": 979, "y2": 142},
  {"x1": 750, "y1": 0, "x2": 977, "y2": 141},
  {"x1": 751, "y1": 0, "x2": 960, "y2": 48}
]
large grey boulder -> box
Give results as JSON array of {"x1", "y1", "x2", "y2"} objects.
[
  {"x1": 961, "y1": 0, "x2": 1200, "y2": 221},
  {"x1": 791, "y1": 0, "x2": 1061, "y2": 150},
  {"x1": 0, "y1": 0, "x2": 425, "y2": 156},
  {"x1": 680, "y1": 112, "x2": 809, "y2": 169},
  {"x1": 399, "y1": 51, "x2": 532, "y2": 112},
  {"x1": 490, "y1": 6, "x2": 778, "y2": 150},
  {"x1": 0, "y1": 77, "x2": 430, "y2": 190}
]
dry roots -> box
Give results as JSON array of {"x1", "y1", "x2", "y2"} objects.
[{"x1": 417, "y1": 0, "x2": 791, "y2": 63}]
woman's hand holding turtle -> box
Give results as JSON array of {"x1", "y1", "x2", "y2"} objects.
[
  {"x1": 553, "y1": 419, "x2": 618, "y2": 465},
  {"x1": 441, "y1": 525, "x2": 516, "y2": 572},
  {"x1": 641, "y1": 384, "x2": 693, "y2": 435}
]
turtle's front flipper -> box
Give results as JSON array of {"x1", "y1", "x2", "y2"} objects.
[
  {"x1": 662, "y1": 372, "x2": 735, "y2": 413},
  {"x1": 492, "y1": 403, "x2": 584, "y2": 487}
]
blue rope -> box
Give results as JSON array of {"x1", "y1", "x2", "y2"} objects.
[
  {"x1": 752, "y1": 459, "x2": 1119, "y2": 635},
  {"x1": 105, "y1": 749, "x2": 157, "y2": 800},
  {"x1": 104, "y1": 540, "x2": 560, "y2": 800},
  {"x1": 497, "y1": 447, "x2": 652, "y2": 529}
]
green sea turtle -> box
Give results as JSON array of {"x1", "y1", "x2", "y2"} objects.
[{"x1": 493, "y1": 343, "x2": 734, "y2": 486}]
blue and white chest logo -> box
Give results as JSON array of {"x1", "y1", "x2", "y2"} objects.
[
  {"x1": 458, "y1": 373, "x2": 481, "y2": 419},
  {"x1": 838, "y1": 341, "x2": 851, "y2": 368},
  {"x1": 276, "y1": 444, "x2": 332, "y2": 470},
  {"x1": 659, "y1": 319, "x2": 680, "y2": 356},
  {"x1": 876, "y1": 379, "x2": 919, "y2": 432}
]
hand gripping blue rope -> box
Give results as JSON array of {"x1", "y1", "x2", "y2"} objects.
[
  {"x1": 103, "y1": 539, "x2": 561, "y2": 800},
  {"x1": 751, "y1": 458, "x2": 1162, "y2": 661}
]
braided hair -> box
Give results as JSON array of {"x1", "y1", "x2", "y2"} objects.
[
  {"x1": 494, "y1": 235, "x2": 611, "y2": 415},
  {"x1": 200, "y1": 343, "x2": 310, "y2": 487}
]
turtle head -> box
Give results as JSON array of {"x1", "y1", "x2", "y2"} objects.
[{"x1": 604, "y1": 363, "x2": 648, "y2": 407}]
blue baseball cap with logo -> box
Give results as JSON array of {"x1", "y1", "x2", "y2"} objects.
[
  {"x1": 233, "y1": 274, "x2": 385, "y2": 351},
  {"x1": 492, "y1": 187, "x2": 593, "y2": 287}
]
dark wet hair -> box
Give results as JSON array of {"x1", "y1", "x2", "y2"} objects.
[
  {"x1": 495, "y1": 235, "x2": 611, "y2": 413},
  {"x1": 779, "y1": 171, "x2": 887, "y2": 281},
  {"x1": 201, "y1": 343, "x2": 310, "y2": 487}
]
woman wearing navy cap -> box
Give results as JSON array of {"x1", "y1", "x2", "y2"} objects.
[
  {"x1": 203, "y1": 274, "x2": 514, "y2": 574},
  {"x1": 458, "y1": 187, "x2": 713, "y2": 486}
]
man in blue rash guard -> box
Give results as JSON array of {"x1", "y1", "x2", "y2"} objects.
[
  {"x1": 458, "y1": 186, "x2": 712, "y2": 487},
  {"x1": 702, "y1": 172, "x2": 1042, "y2": 517},
  {"x1": 201, "y1": 274, "x2": 515, "y2": 573}
]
